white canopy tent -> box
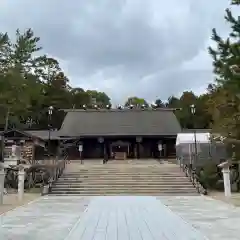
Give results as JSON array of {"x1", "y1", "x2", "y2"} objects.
[
  {"x1": 176, "y1": 133, "x2": 211, "y2": 145},
  {"x1": 176, "y1": 132, "x2": 226, "y2": 167}
]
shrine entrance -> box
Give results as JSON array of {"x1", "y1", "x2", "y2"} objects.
[{"x1": 110, "y1": 140, "x2": 130, "y2": 160}]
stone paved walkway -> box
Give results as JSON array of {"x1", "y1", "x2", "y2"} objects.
[
  {"x1": 0, "y1": 193, "x2": 40, "y2": 214},
  {"x1": 1, "y1": 195, "x2": 240, "y2": 239},
  {"x1": 158, "y1": 196, "x2": 240, "y2": 240}
]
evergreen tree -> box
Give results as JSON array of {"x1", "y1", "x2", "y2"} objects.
[
  {"x1": 208, "y1": 0, "x2": 240, "y2": 191},
  {"x1": 208, "y1": 0, "x2": 240, "y2": 139}
]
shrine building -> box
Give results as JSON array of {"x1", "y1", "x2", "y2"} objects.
[{"x1": 58, "y1": 108, "x2": 181, "y2": 160}]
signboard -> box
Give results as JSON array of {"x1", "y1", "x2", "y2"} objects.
[
  {"x1": 158, "y1": 144, "x2": 162, "y2": 151},
  {"x1": 78, "y1": 145, "x2": 83, "y2": 152},
  {"x1": 136, "y1": 137, "x2": 142, "y2": 143}
]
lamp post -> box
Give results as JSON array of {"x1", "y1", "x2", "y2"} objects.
[
  {"x1": 48, "y1": 106, "x2": 53, "y2": 159},
  {"x1": 0, "y1": 107, "x2": 10, "y2": 205},
  {"x1": 1, "y1": 107, "x2": 10, "y2": 163},
  {"x1": 190, "y1": 104, "x2": 197, "y2": 167}
]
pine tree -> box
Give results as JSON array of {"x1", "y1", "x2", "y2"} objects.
[
  {"x1": 208, "y1": 1, "x2": 240, "y2": 93},
  {"x1": 208, "y1": 0, "x2": 240, "y2": 135},
  {"x1": 208, "y1": 1, "x2": 240, "y2": 162},
  {"x1": 208, "y1": 1, "x2": 240, "y2": 191}
]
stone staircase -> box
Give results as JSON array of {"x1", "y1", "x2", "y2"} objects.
[{"x1": 49, "y1": 160, "x2": 199, "y2": 196}]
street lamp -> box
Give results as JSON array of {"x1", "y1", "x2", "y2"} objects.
[
  {"x1": 48, "y1": 106, "x2": 53, "y2": 158},
  {"x1": 1, "y1": 107, "x2": 10, "y2": 163},
  {"x1": 190, "y1": 104, "x2": 197, "y2": 167},
  {"x1": 0, "y1": 107, "x2": 10, "y2": 205}
]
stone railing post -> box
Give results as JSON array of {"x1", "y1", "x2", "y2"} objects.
[
  {"x1": 0, "y1": 162, "x2": 5, "y2": 205},
  {"x1": 18, "y1": 165, "x2": 25, "y2": 202},
  {"x1": 218, "y1": 161, "x2": 231, "y2": 198}
]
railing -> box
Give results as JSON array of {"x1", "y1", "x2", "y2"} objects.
[
  {"x1": 3, "y1": 149, "x2": 68, "y2": 196},
  {"x1": 179, "y1": 158, "x2": 207, "y2": 195},
  {"x1": 41, "y1": 151, "x2": 68, "y2": 195}
]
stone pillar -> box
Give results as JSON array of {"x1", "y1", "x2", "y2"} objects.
[
  {"x1": 0, "y1": 162, "x2": 5, "y2": 205},
  {"x1": 218, "y1": 161, "x2": 231, "y2": 198},
  {"x1": 18, "y1": 165, "x2": 25, "y2": 202},
  {"x1": 222, "y1": 168, "x2": 231, "y2": 197}
]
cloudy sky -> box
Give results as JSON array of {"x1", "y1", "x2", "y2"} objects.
[{"x1": 0, "y1": 0, "x2": 233, "y2": 104}]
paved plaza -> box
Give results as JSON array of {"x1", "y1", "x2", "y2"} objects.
[{"x1": 1, "y1": 195, "x2": 240, "y2": 239}]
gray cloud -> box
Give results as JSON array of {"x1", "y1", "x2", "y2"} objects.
[{"x1": 0, "y1": 0, "x2": 232, "y2": 104}]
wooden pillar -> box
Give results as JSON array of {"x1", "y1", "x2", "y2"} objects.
[
  {"x1": 78, "y1": 141, "x2": 83, "y2": 161},
  {"x1": 136, "y1": 137, "x2": 142, "y2": 159},
  {"x1": 134, "y1": 144, "x2": 137, "y2": 159},
  {"x1": 98, "y1": 137, "x2": 106, "y2": 162},
  {"x1": 137, "y1": 143, "x2": 140, "y2": 159},
  {"x1": 163, "y1": 143, "x2": 167, "y2": 158},
  {"x1": 158, "y1": 140, "x2": 162, "y2": 160},
  {"x1": 103, "y1": 141, "x2": 109, "y2": 163}
]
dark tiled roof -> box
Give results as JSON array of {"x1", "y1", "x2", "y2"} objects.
[
  {"x1": 26, "y1": 130, "x2": 61, "y2": 140},
  {"x1": 58, "y1": 109, "x2": 181, "y2": 137},
  {"x1": 0, "y1": 130, "x2": 63, "y2": 141}
]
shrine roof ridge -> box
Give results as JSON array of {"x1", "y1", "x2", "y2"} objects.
[{"x1": 61, "y1": 108, "x2": 181, "y2": 112}]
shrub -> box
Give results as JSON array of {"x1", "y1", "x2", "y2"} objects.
[{"x1": 197, "y1": 163, "x2": 221, "y2": 189}]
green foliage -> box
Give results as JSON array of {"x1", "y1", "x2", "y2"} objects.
[
  {"x1": 154, "y1": 99, "x2": 165, "y2": 107},
  {"x1": 0, "y1": 28, "x2": 111, "y2": 130},
  {"x1": 207, "y1": 3, "x2": 240, "y2": 143},
  {"x1": 197, "y1": 164, "x2": 221, "y2": 189},
  {"x1": 161, "y1": 92, "x2": 212, "y2": 129},
  {"x1": 124, "y1": 97, "x2": 149, "y2": 107}
]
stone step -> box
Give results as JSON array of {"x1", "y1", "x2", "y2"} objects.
[
  {"x1": 64, "y1": 167, "x2": 181, "y2": 170},
  {"x1": 51, "y1": 184, "x2": 193, "y2": 189},
  {"x1": 53, "y1": 182, "x2": 193, "y2": 187},
  {"x1": 62, "y1": 173, "x2": 184, "y2": 176},
  {"x1": 63, "y1": 171, "x2": 183, "y2": 174},
  {"x1": 60, "y1": 174, "x2": 186, "y2": 179},
  {"x1": 61, "y1": 174, "x2": 185, "y2": 178},
  {"x1": 50, "y1": 191, "x2": 198, "y2": 195},
  {"x1": 63, "y1": 168, "x2": 182, "y2": 171},
  {"x1": 56, "y1": 179, "x2": 191, "y2": 185},
  {"x1": 50, "y1": 189, "x2": 198, "y2": 194},
  {"x1": 60, "y1": 175, "x2": 185, "y2": 178},
  {"x1": 58, "y1": 179, "x2": 188, "y2": 183},
  {"x1": 66, "y1": 167, "x2": 181, "y2": 170},
  {"x1": 65, "y1": 170, "x2": 182, "y2": 173},
  {"x1": 64, "y1": 171, "x2": 183, "y2": 174},
  {"x1": 54, "y1": 182, "x2": 193, "y2": 186},
  {"x1": 49, "y1": 193, "x2": 199, "y2": 196},
  {"x1": 52, "y1": 162, "x2": 198, "y2": 196},
  {"x1": 57, "y1": 178, "x2": 188, "y2": 182},
  {"x1": 52, "y1": 186, "x2": 196, "y2": 192}
]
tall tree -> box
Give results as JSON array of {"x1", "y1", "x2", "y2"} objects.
[
  {"x1": 208, "y1": 0, "x2": 240, "y2": 138},
  {"x1": 124, "y1": 97, "x2": 149, "y2": 107},
  {"x1": 11, "y1": 28, "x2": 42, "y2": 74},
  {"x1": 0, "y1": 28, "x2": 112, "y2": 129},
  {"x1": 86, "y1": 90, "x2": 111, "y2": 107},
  {"x1": 0, "y1": 32, "x2": 11, "y2": 73},
  {"x1": 154, "y1": 99, "x2": 165, "y2": 107}
]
